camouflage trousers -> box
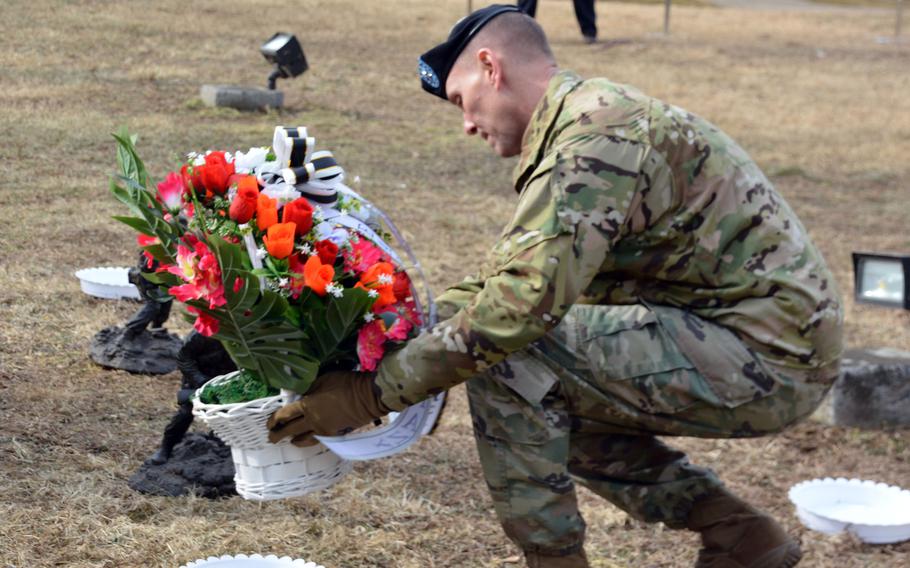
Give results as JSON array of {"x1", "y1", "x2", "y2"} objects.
[{"x1": 467, "y1": 303, "x2": 834, "y2": 556}]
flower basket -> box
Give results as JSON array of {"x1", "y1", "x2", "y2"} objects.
[{"x1": 192, "y1": 371, "x2": 352, "y2": 501}]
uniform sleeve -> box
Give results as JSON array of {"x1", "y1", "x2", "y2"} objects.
[
  {"x1": 376, "y1": 136, "x2": 644, "y2": 410},
  {"x1": 434, "y1": 273, "x2": 486, "y2": 320}
]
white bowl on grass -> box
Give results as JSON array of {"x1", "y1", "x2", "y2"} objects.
[
  {"x1": 180, "y1": 554, "x2": 324, "y2": 568},
  {"x1": 74, "y1": 266, "x2": 141, "y2": 300},
  {"x1": 788, "y1": 477, "x2": 910, "y2": 544}
]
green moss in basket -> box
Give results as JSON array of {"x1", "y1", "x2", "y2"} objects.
[{"x1": 199, "y1": 370, "x2": 279, "y2": 405}]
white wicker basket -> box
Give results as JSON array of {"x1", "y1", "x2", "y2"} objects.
[{"x1": 192, "y1": 372, "x2": 352, "y2": 501}]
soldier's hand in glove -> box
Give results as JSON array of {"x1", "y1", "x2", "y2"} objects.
[{"x1": 266, "y1": 370, "x2": 390, "y2": 447}]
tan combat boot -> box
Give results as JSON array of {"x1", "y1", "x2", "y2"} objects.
[
  {"x1": 686, "y1": 489, "x2": 802, "y2": 568},
  {"x1": 524, "y1": 549, "x2": 590, "y2": 568}
]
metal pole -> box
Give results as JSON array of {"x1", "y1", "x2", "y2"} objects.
[
  {"x1": 897, "y1": 0, "x2": 904, "y2": 39},
  {"x1": 664, "y1": 0, "x2": 671, "y2": 35}
]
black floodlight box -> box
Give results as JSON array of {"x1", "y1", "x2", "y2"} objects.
[
  {"x1": 261, "y1": 33, "x2": 308, "y2": 89},
  {"x1": 852, "y1": 251, "x2": 910, "y2": 310}
]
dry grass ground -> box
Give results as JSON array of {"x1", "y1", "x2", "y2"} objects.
[{"x1": 1, "y1": 1, "x2": 909, "y2": 566}]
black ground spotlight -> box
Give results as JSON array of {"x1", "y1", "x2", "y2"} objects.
[
  {"x1": 261, "y1": 33, "x2": 308, "y2": 90},
  {"x1": 852, "y1": 252, "x2": 910, "y2": 310}
]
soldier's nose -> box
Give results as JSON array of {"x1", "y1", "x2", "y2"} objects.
[{"x1": 463, "y1": 118, "x2": 478, "y2": 136}]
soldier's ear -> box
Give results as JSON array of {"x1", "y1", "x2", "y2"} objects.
[{"x1": 477, "y1": 48, "x2": 502, "y2": 89}]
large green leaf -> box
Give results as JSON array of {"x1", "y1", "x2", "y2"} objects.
[{"x1": 197, "y1": 236, "x2": 322, "y2": 393}]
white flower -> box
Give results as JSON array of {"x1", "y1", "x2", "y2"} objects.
[
  {"x1": 296, "y1": 242, "x2": 313, "y2": 255},
  {"x1": 278, "y1": 277, "x2": 289, "y2": 287},
  {"x1": 256, "y1": 247, "x2": 267, "y2": 260},
  {"x1": 377, "y1": 274, "x2": 393, "y2": 286},
  {"x1": 363, "y1": 312, "x2": 375, "y2": 322},
  {"x1": 192, "y1": 153, "x2": 206, "y2": 166},
  {"x1": 234, "y1": 147, "x2": 270, "y2": 174},
  {"x1": 313, "y1": 205, "x2": 325, "y2": 222},
  {"x1": 262, "y1": 182, "x2": 301, "y2": 206},
  {"x1": 326, "y1": 283, "x2": 344, "y2": 298},
  {"x1": 367, "y1": 289, "x2": 379, "y2": 298}
]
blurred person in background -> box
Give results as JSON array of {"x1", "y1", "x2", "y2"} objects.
[
  {"x1": 518, "y1": 0, "x2": 598, "y2": 43},
  {"x1": 269, "y1": 5, "x2": 842, "y2": 567}
]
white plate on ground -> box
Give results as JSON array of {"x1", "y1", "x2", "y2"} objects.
[
  {"x1": 788, "y1": 477, "x2": 910, "y2": 544},
  {"x1": 180, "y1": 554, "x2": 324, "y2": 568},
  {"x1": 74, "y1": 266, "x2": 141, "y2": 300}
]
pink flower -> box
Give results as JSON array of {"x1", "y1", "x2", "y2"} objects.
[
  {"x1": 166, "y1": 237, "x2": 226, "y2": 309},
  {"x1": 188, "y1": 306, "x2": 219, "y2": 336},
  {"x1": 344, "y1": 235, "x2": 385, "y2": 274},
  {"x1": 384, "y1": 315, "x2": 413, "y2": 341},
  {"x1": 156, "y1": 171, "x2": 185, "y2": 211},
  {"x1": 356, "y1": 319, "x2": 387, "y2": 371}
]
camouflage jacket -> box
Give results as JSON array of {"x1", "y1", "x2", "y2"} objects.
[{"x1": 375, "y1": 70, "x2": 843, "y2": 411}]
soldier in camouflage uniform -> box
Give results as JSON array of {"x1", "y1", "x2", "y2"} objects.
[{"x1": 268, "y1": 5, "x2": 842, "y2": 567}]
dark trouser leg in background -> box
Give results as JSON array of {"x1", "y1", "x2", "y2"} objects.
[
  {"x1": 517, "y1": 0, "x2": 538, "y2": 18},
  {"x1": 573, "y1": 0, "x2": 597, "y2": 40}
]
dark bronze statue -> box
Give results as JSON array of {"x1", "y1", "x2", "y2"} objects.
[
  {"x1": 90, "y1": 253, "x2": 182, "y2": 374},
  {"x1": 148, "y1": 331, "x2": 236, "y2": 464},
  {"x1": 125, "y1": 254, "x2": 173, "y2": 338}
]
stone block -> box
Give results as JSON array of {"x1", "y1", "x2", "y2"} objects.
[
  {"x1": 200, "y1": 84, "x2": 283, "y2": 111},
  {"x1": 818, "y1": 348, "x2": 910, "y2": 430}
]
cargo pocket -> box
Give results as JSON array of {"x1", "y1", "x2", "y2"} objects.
[
  {"x1": 560, "y1": 304, "x2": 712, "y2": 415},
  {"x1": 466, "y1": 367, "x2": 566, "y2": 446},
  {"x1": 645, "y1": 303, "x2": 781, "y2": 409}
]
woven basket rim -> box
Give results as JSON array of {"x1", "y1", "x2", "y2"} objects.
[{"x1": 192, "y1": 370, "x2": 285, "y2": 413}]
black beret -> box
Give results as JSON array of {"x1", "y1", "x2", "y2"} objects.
[{"x1": 418, "y1": 4, "x2": 522, "y2": 100}]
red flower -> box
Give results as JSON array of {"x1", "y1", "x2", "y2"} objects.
[
  {"x1": 315, "y1": 240, "x2": 338, "y2": 265},
  {"x1": 137, "y1": 234, "x2": 158, "y2": 269},
  {"x1": 392, "y1": 271, "x2": 412, "y2": 301},
  {"x1": 229, "y1": 175, "x2": 259, "y2": 223},
  {"x1": 282, "y1": 198, "x2": 314, "y2": 236},
  {"x1": 188, "y1": 306, "x2": 219, "y2": 336},
  {"x1": 181, "y1": 164, "x2": 203, "y2": 193},
  {"x1": 196, "y1": 151, "x2": 235, "y2": 196}
]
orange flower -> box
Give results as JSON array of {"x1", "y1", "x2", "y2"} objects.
[
  {"x1": 263, "y1": 222, "x2": 296, "y2": 259},
  {"x1": 303, "y1": 254, "x2": 335, "y2": 296},
  {"x1": 282, "y1": 198, "x2": 314, "y2": 236},
  {"x1": 257, "y1": 193, "x2": 278, "y2": 231},
  {"x1": 359, "y1": 261, "x2": 397, "y2": 310},
  {"x1": 229, "y1": 176, "x2": 259, "y2": 223}
]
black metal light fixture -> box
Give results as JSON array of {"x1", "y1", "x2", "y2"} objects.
[
  {"x1": 261, "y1": 33, "x2": 308, "y2": 90},
  {"x1": 852, "y1": 252, "x2": 910, "y2": 310}
]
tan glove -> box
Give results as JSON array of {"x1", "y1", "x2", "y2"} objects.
[{"x1": 266, "y1": 370, "x2": 390, "y2": 447}]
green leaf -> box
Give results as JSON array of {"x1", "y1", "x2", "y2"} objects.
[
  {"x1": 112, "y1": 127, "x2": 149, "y2": 189},
  {"x1": 304, "y1": 288, "x2": 371, "y2": 361},
  {"x1": 112, "y1": 215, "x2": 155, "y2": 236}
]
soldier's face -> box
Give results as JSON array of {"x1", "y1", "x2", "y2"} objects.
[{"x1": 446, "y1": 54, "x2": 527, "y2": 158}]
